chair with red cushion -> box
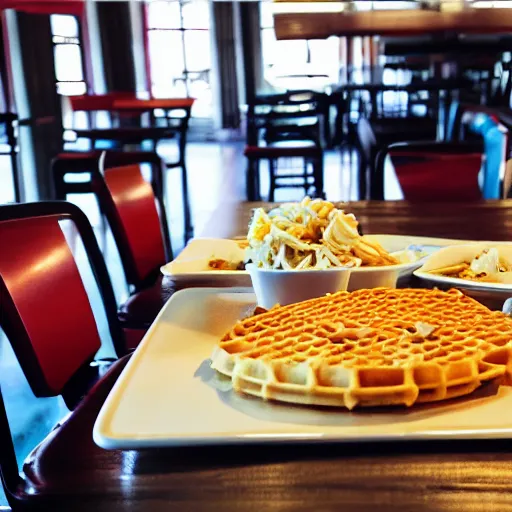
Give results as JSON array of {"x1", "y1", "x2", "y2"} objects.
[
  {"x1": 0, "y1": 202, "x2": 131, "y2": 507},
  {"x1": 375, "y1": 142, "x2": 485, "y2": 201},
  {"x1": 91, "y1": 164, "x2": 174, "y2": 349}
]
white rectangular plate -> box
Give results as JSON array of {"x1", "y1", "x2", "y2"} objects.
[{"x1": 94, "y1": 287, "x2": 512, "y2": 450}]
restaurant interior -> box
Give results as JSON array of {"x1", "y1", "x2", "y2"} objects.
[{"x1": 2, "y1": 0, "x2": 512, "y2": 510}]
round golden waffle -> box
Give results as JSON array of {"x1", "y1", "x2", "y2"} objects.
[{"x1": 211, "y1": 288, "x2": 512, "y2": 409}]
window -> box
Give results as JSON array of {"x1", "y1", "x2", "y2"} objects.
[
  {"x1": 146, "y1": 0, "x2": 212, "y2": 118},
  {"x1": 260, "y1": 2, "x2": 340, "y2": 91},
  {"x1": 50, "y1": 14, "x2": 87, "y2": 96}
]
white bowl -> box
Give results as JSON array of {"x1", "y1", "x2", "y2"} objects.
[
  {"x1": 246, "y1": 264, "x2": 352, "y2": 309},
  {"x1": 347, "y1": 260, "x2": 426, "y2": 291}
]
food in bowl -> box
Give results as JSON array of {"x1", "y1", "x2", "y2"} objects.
[
  {"x1": 211, "y1": 287, "x2": 512, "y2": 409},
  {"x1": 245, "y1": 197, "x2": 422, "y2": 270}
]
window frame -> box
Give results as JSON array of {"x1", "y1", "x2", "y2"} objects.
[
  {"x1": 259, "y1": 2, "x2": 339, "y2": 86},
  {"x1": 144, "y1": 0, "x2": 212, "y2": 118},
  {"x1": 50, "y1": 14, "x2": 88, "y2": 97}
]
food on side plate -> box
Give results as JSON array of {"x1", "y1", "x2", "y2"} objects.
[
  {"x1": 245, "y1": 197, "x2": 422, "y2": 270},
  {"x1": 428, "y1": 247, "x2": 512, "y2": 284},
  {"x1": 210, "y1": 288, "x2": 512, "y2": 410},
  {"x1": 234, "y1": 239, "x2": 250, "y2": 250},
  {"x1": 207, "y1": 258, "x2": 246, "y2": 271}
]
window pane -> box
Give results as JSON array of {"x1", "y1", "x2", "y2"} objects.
[
  {"x1": 260, "y1": 2, "x2": 274, "y2": 29},
  {"x1": 54, "y1": 45, "x2": 84, "y2": 82},
  {"x1": 184, "y1": 31, "x2": 210, "y2": 71},
  {"x1": 274, "y1": 40, "x2": 308, "y2": 68},
  {"x1": 57, "y1": 81, "x2": 87, "y2": 96},
  {"x1": 309, "y1": 37, "x2": 339, "y2": 80},
  {"x1": 182, "y1": 0, "x2": 209, "y2": 29},
  {"x1": 261, "y1": 28, "x2": 277, "y2": 68},
  {"x1": 147, "y1": 1, "x2": 181, "y2": 29},
  {"x1": 188, "y1": 77, "x2": 211, "y2": 117},
  {"x1": 148, "y1": 30, "x2": 185, "y2": 82},
  {"x1": 50, "y1": 14, "x2": 78, "y2": 37},
  {"x1": 0, "y1": 155, "x2": 15, "y2": 204}
]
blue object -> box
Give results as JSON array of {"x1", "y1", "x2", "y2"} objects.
[{"x1": 470, "y1": 112, "x2": 507, "y2": 200}]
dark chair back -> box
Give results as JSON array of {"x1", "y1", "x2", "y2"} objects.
[
  {"x1": 247, "y1": 90, "x2": 325, "y2": 146},
  {"x1": 51, "y1": 150, "x2": 166, "y2": 201},
  {"x1": 92, "y1": 163, "x2": 170, "y2": 291},
  {"x1": 356, "y1": 117, "x2": 377, "y2": 200}
]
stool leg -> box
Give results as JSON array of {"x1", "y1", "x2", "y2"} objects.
[
  {"x1": 255, "y1": 158, "x2": 261, "y2": 201},
  {"x1": 181, "y1": 161, "x2": 194, "y2": 241},
  {"x1": 269, "y1": 158, "x2": 276, "y2": 202},
  {"x1": 315, "y1": 155, "x2": 325, "y2": 199},
  {"x1": 303, "y1": 158, "x2": 309, "y2": 196},
  {"x1": 246, "y1": 158, "x2": 259, "y2": 201}
]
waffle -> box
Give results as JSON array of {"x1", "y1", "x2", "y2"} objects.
[{"x1": 211, "y1": 288, "x2": 512, "y2": 409}]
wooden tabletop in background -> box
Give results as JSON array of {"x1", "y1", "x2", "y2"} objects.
[
  {"x1": 43, "y1": 201, "x2": 512, "y2": 511},
  {"x1": 200, "y1": 200, "x2": 512, "y2": 241}
]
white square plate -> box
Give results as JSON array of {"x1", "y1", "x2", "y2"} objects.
[{"x1": 94, "y1": 288, "x2": 512, "y2": 450}]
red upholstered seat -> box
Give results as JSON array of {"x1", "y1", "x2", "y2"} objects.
[
  {"x1": 117, "y1": 275, "x2": 173, "y2": 328},
  {"x1": 389, "y1": 151, "x2": 483, "y2": 201}
]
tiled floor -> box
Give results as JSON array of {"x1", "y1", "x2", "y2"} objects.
[{"x1": 0, "y1": 140, "x2": 361, "y2": 506}]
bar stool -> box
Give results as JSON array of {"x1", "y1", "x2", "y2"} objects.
[{"x1": 244, "y1": 145, "x2": 324, "y2": 201}]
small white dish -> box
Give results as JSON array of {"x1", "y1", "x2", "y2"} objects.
[
  {"x1": 160, "y1": 238, "x2": 251, "y2": 286},
  {"x1": 414, "y1": 244, "x2": 512, "y2": 292},
  {"x1": 246, "y1": 263, "x2": 351, "y2": 309}
]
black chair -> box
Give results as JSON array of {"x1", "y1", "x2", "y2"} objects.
[
  {"x1": 247, "y1": 90, "x2": 327, "y2": 148},
  {"x1": 244, "y1": 145, "x2": 324, "y2": 201}
]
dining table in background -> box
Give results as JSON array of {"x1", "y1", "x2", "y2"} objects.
[{"x1": 39, "y1": 199, "x2": 512, "y2": 512}]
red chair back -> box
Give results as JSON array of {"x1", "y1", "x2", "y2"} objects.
[
  {"x1": 93, "y1": 164, "x2": 167, "y2": 287},
  {"x1": 0, "y1": 215, "x2": 101, "y2": 396},
  {"x1": 388, "y1": 151, "x2": 483, "y2": 201}
]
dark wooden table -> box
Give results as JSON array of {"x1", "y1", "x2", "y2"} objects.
[
  {"x1": 32, "y1": 201, "x2": 512, "y2": 511},
  {"x1": 200, "y1": 200, "x2": 512, "y2": 241}
]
